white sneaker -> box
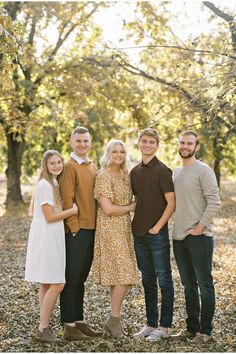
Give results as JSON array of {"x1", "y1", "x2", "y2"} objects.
[
  {"x1": 133, "y1": 325, "x2": 156, "y2": 338},
  {"x1": 146, "y1": 328, "x2": 169, "y2": 342}
]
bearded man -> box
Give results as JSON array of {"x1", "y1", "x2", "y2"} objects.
[{"x1": 172, "y1": 130, "x2": 220, "y2": 343}]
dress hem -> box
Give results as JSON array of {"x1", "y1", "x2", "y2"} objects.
[
  {"x1": 25, "y1": 278, "x2": 65, "y2": 284},
  {"x1": 93, "y1": 281, "x2": 139, "y2": 286}
]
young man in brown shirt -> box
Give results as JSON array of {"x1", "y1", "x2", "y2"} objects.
[
  {"x1": 131, "y1": 128, "x2": 175, "y2": 342},
  {"x1": 60, "y1": 126, "x2": 102, "y2": 340}
]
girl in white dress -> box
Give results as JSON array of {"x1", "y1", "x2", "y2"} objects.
[{"x1": 25, "y1": 150, "x2": 78, "y2": 343}]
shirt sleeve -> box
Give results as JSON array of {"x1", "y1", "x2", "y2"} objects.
[
  {"x1": 37, "y1": 180, "x2": 54, "y2": 206},
  {"x1": 94, "y1": 171, "x2": 113, "y2": 201},
  {"x1": 60, "y1": 163, "x2": 79, "y2": 233},
  {"x1": 199, "y1": 166, "x2": 221, "y2": 226},
  {"x1": 130, "y1": 168, "x2": 135, "y2": 195},
  {"x1": 159, "y1": 167, "x2": 174, "y2": 194}
]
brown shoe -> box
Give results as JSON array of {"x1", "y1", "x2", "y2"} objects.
[
  {"x1": 36, "y1": 327, "x2": 60, "y2": 343},
  {"x1": 104, "y1": 315, "x2": 124, "y2": 337},
  {"x1": 75, "y1": 322, "x2": 102, "y2": 337},
  {"x1": 64, "y1": 325, "x2": 91, "y2": 341},
  {"x1": 171, "y1": 330, "x2": 196, "y2": 340},
  {"x1": 192, "y1": 332, "x2": 212, "y2": 343}
]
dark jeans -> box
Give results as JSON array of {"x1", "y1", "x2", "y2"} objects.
[
  {"x1": 173, "y1": 235, "x2": 215, "y2": 335},
  {"x1": 60, "y1": 229, "x2": 94, "y2": 323},
  {"x1": 134, "y1": 226, "x2": 174, "y2": 328}
]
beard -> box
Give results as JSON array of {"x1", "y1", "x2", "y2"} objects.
[{"x1": 178, "y1": 149, "x2": 196, "y2": 159}]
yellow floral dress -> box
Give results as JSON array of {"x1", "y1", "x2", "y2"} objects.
[{"x1": 92, "y1": 169, "x2": 139, "y2": 286}]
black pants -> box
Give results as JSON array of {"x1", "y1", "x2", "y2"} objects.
[
  {"x1": 60, "y1": 229, "x2": 95, "y2": 323},
  {"x1": 173, "y1": 235, "x2": 215, "y2": 335}
]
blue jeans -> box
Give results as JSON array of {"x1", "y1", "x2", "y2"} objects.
[
  {"x1": 173, "y1": 235, "x2": 215, "y2": 335},
  {"x1": 134, "y1": 226, "x2": 174, "y2": 328},
  {"x1": 60, "y1": 229, "x2": 94, "y2": 323}
]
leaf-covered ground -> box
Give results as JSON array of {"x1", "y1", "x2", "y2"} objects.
[{"x1": 0, "y1": 176, "x2": 235, "y2": 352}]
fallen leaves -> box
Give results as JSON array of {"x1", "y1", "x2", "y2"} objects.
[{"x1": 0, "y1": 179, "x2": 235, "y2": 352}]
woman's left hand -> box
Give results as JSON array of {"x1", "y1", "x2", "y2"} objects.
[{"x1": 129, "y1": 202, "x2": 136, "y2": 212}]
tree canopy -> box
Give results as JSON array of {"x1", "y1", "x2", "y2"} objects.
[{"x1": 0, "y1": 1, "x2": 235, "y2": 204}]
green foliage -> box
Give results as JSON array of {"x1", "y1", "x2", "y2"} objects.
[
  {"x1": 0, "y1": 6, "x2": 20, "y2": 91},
  {"x1": 1, "y1": 1, "x2": 155, "y2": 181},
  {"x1": 1, "y1": 1, "x2": 236, "y2": 201},
  {"x1": 113, "y1": 1, "x2": 236, "y2": 181}
]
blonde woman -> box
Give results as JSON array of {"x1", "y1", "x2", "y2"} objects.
[
  {"x1": 25, "y1": 150, "x2": 78, "y2": 343},
  {"x1": 93, "y1": 140, "x2": 138, "y2": 337}
]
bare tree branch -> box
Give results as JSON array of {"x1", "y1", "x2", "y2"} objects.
[
  {"x1": 203, "y1": 1, "x2": 236, "y2": 53},
  {"x1": 104, "y1": 44, "x2": 236, "y2": 60},
  {"x1": 83, "y1": 55, "x2": 210, "y2": 116},
  {"x1": 148, "y1": 89, "x2": 210, "y2": 127},
  {"x1": 3, "y1": 2, "x2": 22, "y2": 20},
  {"x1": 28, "y1": 16, "x2": 36, "y2": 46},
  {"x1": 18, "y1": 16, "x2": 37, "y2": 81},
  {"x1": 34, "y1": 3, "x2": 100, "y2": 87},
  {"x1": 203, "y1": 1, "x2": 234, "y2": 23},
  {"x1": 48, "y1": 22, "x2": 78, "y2": 61},
  {"x1": 48, "y1": 3, "x2": 100, "y2": 61},
  {"x1": 164, "y1": 23, "x2": 188, "y2": 49},
  {"x1": 116, "y1": 56, "x2": 210, "y2": 114}
]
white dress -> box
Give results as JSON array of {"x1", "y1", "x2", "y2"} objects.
[{"x1": 25, "y1": 179, "x2": 66, "y2": 283}]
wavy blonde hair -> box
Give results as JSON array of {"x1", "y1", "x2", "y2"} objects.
[
  {"x1": 38, "y1": 150, "x2": 64, "y2": 207},
  {"x1": 100, "y1": 140, "x2": 130, "y2": 174},
  {"x1": 29, "y1": 150, "x2": 64, "y2": 217}
]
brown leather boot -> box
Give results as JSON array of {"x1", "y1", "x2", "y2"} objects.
[
  {"x1": 64, "y1": 325, "x2": 91, "y2": 341},
  {"x1": 75, "y1": 322, "x2": 102, "y2": 337},
  {"x1": 104, "y1": 315, "x2": 124, "y2": 337}
]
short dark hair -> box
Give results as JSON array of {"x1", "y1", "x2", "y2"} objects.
[
  {"x1": 180, "y1": 130, "x2": 199, "y2": 145},
  {"x1": 138, "y1": 128, "x2": 160, "y2": 144}
]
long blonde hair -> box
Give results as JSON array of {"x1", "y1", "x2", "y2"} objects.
[
  {"x1": 29, "y1": 150, "x2": 64, "y2": 216},
  {"x1": 39, "y1": 150, "x2": 64, "y2": 206},
  {"x1": 100, "y1": 140, "x2": 130, "y2": 174}
]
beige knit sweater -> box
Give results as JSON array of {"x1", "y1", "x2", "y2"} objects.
[{"x1": 173, "y1": 160, "x2": 220, "y2": 240}]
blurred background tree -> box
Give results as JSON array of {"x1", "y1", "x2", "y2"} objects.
[
  {"x1": 0, "y1": 1, "x2": 235, "y2": 205},
  {"x1": 88, "y1": 0, "x2": 235, "y2": 186}
]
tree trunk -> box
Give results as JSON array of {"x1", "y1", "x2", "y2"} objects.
[
  {"x1": 5, "y1": 130, "x2": 25, "y2": 205},
  {"x1": 213, "y1": 157, "x2": 221, "y2": 188},
  {"x1": 212, "y1": 136, "x2": 222, "y2": 188}
]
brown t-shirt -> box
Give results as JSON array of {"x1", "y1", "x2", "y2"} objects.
[{"x1": 130, "y1": 156, "x2": 174, "y2": 237}]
